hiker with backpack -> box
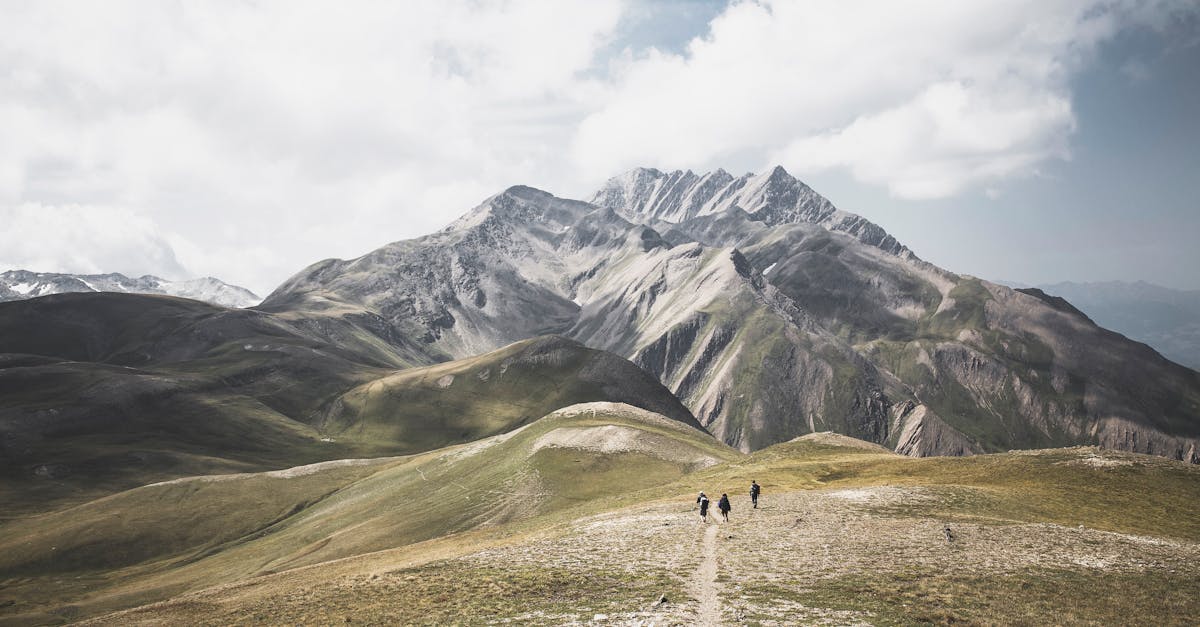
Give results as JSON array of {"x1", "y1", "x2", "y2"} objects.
[
  {"x1": 750, "y1": 480, "x2": 761, "y2": 508},
  {"x1": 696, "y1": 492, "x2": 711, "y2": 522},
  {"x1": 717, "y1": 493, "x2": 731, "y2": 522}
]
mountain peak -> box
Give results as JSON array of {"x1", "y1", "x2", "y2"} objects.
[
  {"x1": 767, "y1": 164, "x2": 791, "y2": 178},
  {"x1": 590, "y1": 165, "x2": 911, "y2": 258},
  {"x1": 499, "y1": 184, "x2": 551, "y2": 199}
]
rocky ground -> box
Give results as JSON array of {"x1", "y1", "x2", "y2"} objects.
[
  {"x1": 461, "y1": 485, "x2": 1200, "y2": 626},
  {"x1": 64, "y1": 445, "x2": 1200, "y2": 626}
]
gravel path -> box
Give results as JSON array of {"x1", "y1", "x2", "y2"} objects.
[{"x1": 691, "y1": 523, "x2": 722, "y2": 626}]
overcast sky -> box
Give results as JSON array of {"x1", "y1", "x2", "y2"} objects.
[{"x1": 2, "y1": 0, "x2": 1197, "y2": 295}]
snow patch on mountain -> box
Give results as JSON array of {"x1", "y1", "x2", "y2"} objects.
[{"x1": 0, "y1": 270, "x2": 260, "y2": 308}]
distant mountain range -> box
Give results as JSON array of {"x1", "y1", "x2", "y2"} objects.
[
  {"x1": 0, "y1": 270, "x2": 260, "y2": 308},
  {"x1": 1031, "y1": 281, "x2": 1200, "y2": 372}
]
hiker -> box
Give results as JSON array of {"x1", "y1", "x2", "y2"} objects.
[
  {"x1": 750, "y1": 480, "x2": 761, "y2": 508},
  {"x1": 718, "y1": 493, "x2": 731, "y2": 522},
  {"x1": 696, "y1": 492, "x2": 710, "y2": 522}
]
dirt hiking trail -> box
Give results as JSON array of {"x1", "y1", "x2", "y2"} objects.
[{"x1": 691, "y1": 523, "x2": 722, "y2": 625}]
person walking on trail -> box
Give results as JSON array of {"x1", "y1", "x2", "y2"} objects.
[
  {"x1": 718, "y1": 493, "x2": 731, "y2": 522},
  {"x1": 697, "y1": 492, "x2": 711, "y2": 522},
  {"x1": 750, "y1": 480, "x2": 761, "y2": 509}
]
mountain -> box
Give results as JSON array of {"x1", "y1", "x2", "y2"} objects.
[
  {"x1": 262, "y1": 167, "x2": 1200, "y2": 462},
  {"x1": 261, "y1": 184, "x2": 893, "y2": 452},
  {"x1": 0, "y1": 269, "x2": 261, "y2": 308},
  {"x1": 1034, "y1": 281, "x2": 1200, "y2": 371},
  {"x1": 0, "y1": 293, "x2": 696, "y2": 515}
]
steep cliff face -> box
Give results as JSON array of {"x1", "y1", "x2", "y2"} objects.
[{"x1": 262, "y1": 167, "x2": 1200, "y2": 461}]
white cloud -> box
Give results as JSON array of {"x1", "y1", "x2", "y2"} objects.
[
  {"x1": 573, "y1": 0, "x2": 1193, "y2": 199},
  {"x1": 0, "y1": 0, "x2": 1192, "y2": 293},
  {"x1": 0, "y1": 0, "x2": 624, "y2": 293},
  {"x1": 776, "y1": 81, "x2": 1076, "y2": 199},
  {"x1": 0, "y1": 203, "x2": 187, "y2": 279}
]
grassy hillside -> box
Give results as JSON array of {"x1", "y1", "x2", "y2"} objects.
[
  {"x1": 321, "y1": 335, "x2": 702, "y2": 454},
  {"x1": 1, "y1": 293, "x2": 700, "y2": 515},
  {"x1": 0, "y1": 356, "x2": 374, "y2": 517},
  {"x1": 0, "y1": 403, "x2": 735, "y2": 624},
  {"x1": 0, "y1": 292, "x2": 409, "y2": 368},
  {"x1": 1, "y1": 416, "x2": 1198, "y2": 625}
]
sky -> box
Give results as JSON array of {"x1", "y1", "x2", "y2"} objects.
[{"x1": 1, "y1": 0, "x2": 1197, "y2": 296}]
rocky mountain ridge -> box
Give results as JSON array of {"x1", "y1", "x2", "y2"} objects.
[
  {"x1": 0, "y1": 269, "x2": 260, "y2": 308},
  {"x1": 591, "y1": 166, "x2": 911, "y2": 256}
]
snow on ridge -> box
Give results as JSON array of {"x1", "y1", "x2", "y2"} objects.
[{"x1": 0, "y1": 270, "x2": 260, "y2": 308}]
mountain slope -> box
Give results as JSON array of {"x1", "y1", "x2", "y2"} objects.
[
  {"x1": 1034, "y1": 280, "x2": 1200, "y2": 371},
  {"x1": 317, "y1": 335, "x2": 702, "y2": 454},
  {"x1": 0, "y1": 293, "x2": 397, "y2": 514},
  {"x1": 0, "y1": 402, "x2": 735, "y2": 624},
  {"x1": 0, "y1": 269, "x2": 260, "y2": 308},
  {"x1": 591, "y1": 167, "x2": 1200, "y2": 461},
  {"x1": 0, "y1": 294, "x2": 697, "y2": 514},
  {"x1": 261, "y1": 168, "x2": 1200, "y2": 462}
]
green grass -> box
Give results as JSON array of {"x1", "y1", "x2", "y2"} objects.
[
  {"x1": 2, "y1": 414, "x2": 1197, "y2": 625},
  {"x1": 688, "y1": 439, "x2": 1200, "y2": 541},
  {"x1": 110, "y1": 562, "x2": 682, "y2": 627},
  {"x1": 321, "y1": 335, "x2": 698, "y2": 454},
  {"x1": 919, "y1": 278, "x2": 992, "y2": 339},
  {"x1": 0, "y1": 335, "x2": 695, "y2": 519},
  {"x1": 0, "y1": 404, "x2": 733, "y2": 623}
]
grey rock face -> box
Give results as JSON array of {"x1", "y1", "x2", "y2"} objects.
[
  {"x1": 263, "y1": 167, "x2": 1200, "y2": 461},
  {"x1": 590, "y1": 165, "x2": 910, "y2": 257},
  {"x1": 0, "y1": 270, "x2": 260, "y2": 308}
]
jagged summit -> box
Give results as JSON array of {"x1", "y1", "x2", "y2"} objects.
[
  {"x1": 440, "y1": 185, "x2": 592, "y2": 236},
  {"x1": 591, "y1": 165, "x2": 911, "y2": 258}
]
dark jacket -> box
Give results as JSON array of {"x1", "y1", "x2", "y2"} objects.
[
  {"x1": 698, "y1": 495, "x2": 710, "y2": 513},
  {"x1": 718, "y1": 495, "x2": 731, "y2": 512}
]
